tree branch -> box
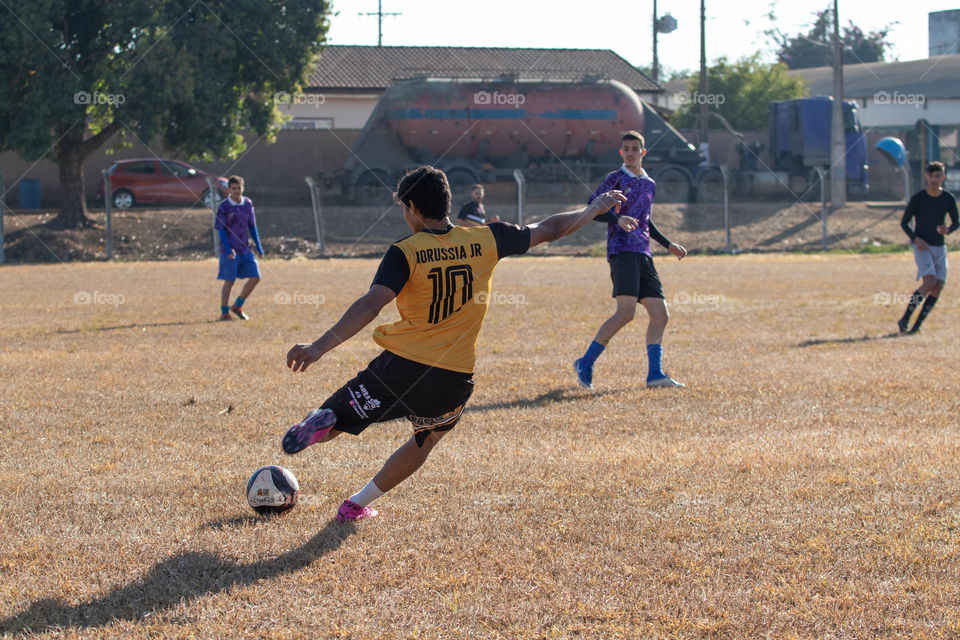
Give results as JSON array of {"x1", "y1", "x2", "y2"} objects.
[{"x1": 78, "y1": 120, "x2": 124, "y2": 159}]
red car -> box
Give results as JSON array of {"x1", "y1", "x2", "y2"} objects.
[{"x1": 97, "y1": 158, "x2": 229, "y2": 209}]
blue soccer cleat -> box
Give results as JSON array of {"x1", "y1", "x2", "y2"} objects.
[
  {"x1": 574, "y1": 358, "x2": 594, "y2": 389},
  {"x1": 646, "y1": 374, "x2": 685, "y2": 388}
]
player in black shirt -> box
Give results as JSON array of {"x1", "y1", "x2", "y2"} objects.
[
  {"x1": 456, "y1": 184, "x2": 499, "y2": 226},
  {"x1": 897, "y1": 161, "x2": 959, "y2": 333}
]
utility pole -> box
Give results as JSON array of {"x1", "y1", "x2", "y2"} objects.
[
  {"x1": 653, "y1": 0, "x2": 659, "y2": 82},
  {"x1": 830, "y1": 0, "x2": 846, "y2": 207},
  {"x1": 358, "y1": 0, "x2": 400, "y2": 47},
  {"x1": 698, "y1": 0, "x2": 709, "y2": 152},
  {"x1": 651, "y1": 2, "x2": 676, "y2": 83}
]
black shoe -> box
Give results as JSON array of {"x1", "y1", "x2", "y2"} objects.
[
  {"x1": 230, "y1": 305, "x2": 249, "y2": 320},
  {"x1": 897, "y1": 317, "x2": 909, "y2": 333}
]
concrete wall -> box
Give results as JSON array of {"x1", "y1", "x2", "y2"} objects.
[
  {"x1": 279, "y1": 93, "x2": 379, "y2": 130},
  {"x1": 857, "y1": 98, "x2": 960, "y2": 129}
]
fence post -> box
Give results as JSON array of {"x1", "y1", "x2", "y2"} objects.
[
  {"x1": 816, "y1": 167, "x2": 827, "y2": 250},
  {"x1": 102, "y1": 170, "x2": 113, "y2": 260},
  {"x1": 720, "y1": 165, "x2": 731, "y2": 254},
  {"x1": 899, "y1": 166, "x2": 910, "y2": 205},
  {"x1": 206, "y1": 177, "x2": 219, "y2": 256},
  {"x1": 304, "y1": 176, "x2": 325, "y2": 253},
  {"x1": 513, "y1": 169, "x2": 525, "y2": 226},
  {"x1": 0, "y1": 172, "x2": 6, "y2": 265}
]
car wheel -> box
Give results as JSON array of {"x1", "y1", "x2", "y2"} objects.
[
  {"x1": 112, "y1": 189, "x2": 135, "y2": 210},
  {"x1": 201, "y1": 188, "x2": 222, "y2": 209}
]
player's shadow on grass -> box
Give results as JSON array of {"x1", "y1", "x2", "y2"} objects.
[
  {"x1": 469, "y1": 386, "x2": 616, "y2": 413},
  {"x1": 56, "y1": 320, "x2": 218, "y2": 334},
  {"x1": 0, "y1": 518, "x2": 355, "y2": 635},
  {"x1": 796, "y1": 331, "x2": 903, "y2": 347}
]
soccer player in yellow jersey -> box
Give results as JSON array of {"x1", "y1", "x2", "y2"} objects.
[{"x1": 281, "y1": 166, "x2": 628, "y2": 522}]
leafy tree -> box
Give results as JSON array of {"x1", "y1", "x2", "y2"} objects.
[
  {"x1": 766, "y1": 8, "x2": 895, "y2": 70},
  {"x1": 0, "y1": 0, "x2": 330, "y2": 228},
  {"x1": 670, "y1": 54, "x2": 808, "y2": 131}
]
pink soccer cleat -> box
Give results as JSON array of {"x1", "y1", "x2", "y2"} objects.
[
  {"x1": 282, "y1": 408, "x2": 336, "y2": 454},
  {"x1": 336, "y1": 499, "x2": 379, "y2": 522}
]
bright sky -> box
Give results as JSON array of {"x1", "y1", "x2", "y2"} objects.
[{"x1": 328, "y1": 0, "x2": 959, "y2": 76}]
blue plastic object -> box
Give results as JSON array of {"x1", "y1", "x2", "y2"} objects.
[
  {"x1": 18, "y1": 179, "x2": 41, "y2": 209},
  {"x1": 875, "y1": 137, "x2": 907, "y2": 169}
]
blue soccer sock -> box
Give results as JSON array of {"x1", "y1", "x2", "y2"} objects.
[
  {"x1": 221, "y1": 305, "x2": 230, "y2": 315},
  {"x1": 234, "y1": 296, "x2": 246, "y2": 308},
  {"x1": 647, "y1": 343, "x2": 665, "y2": 381},
  {"x1": 580, "y1": 340, "x2": 606, "y2": 369}
]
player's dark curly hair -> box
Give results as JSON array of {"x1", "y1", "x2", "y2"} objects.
[
  {"x1": 394, "y1": 166, "x2": 451, "y2": 220},
  {"x1": 622, "y1": 130, "x2": 645, "y2": 147}
]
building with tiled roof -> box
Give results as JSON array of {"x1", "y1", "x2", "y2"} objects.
[{"x1": 283, "y1": 45, "x2": 661, "y2": 129}]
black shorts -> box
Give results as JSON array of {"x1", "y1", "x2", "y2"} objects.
[
  {"x1": 320, "y1": 350, "x2": 475, "y2": 445},
  {"x1": 609, "y1": 252, "x2": 664, "y2": 300}
]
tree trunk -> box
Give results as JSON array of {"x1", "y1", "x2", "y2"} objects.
[
  {"x1": 51, "y1": 121, "x2": 122, "y2": 229},
  {"x1": 52, "y1": 128, "x2": 94, "y2": 229}
]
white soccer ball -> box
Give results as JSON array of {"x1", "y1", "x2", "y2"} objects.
[{"x1": 246, "y1": 465, "x2": 299, "y2": 515}]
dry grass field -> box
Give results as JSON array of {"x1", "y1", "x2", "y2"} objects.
[{"x1": 1, "y1": 253, "x2": 959, "y2": 639}]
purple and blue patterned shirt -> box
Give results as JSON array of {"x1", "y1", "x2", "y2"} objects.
[
  {"x1": 588, "y1": 165, "x2": 658, "y2": 257},
  {"x1": 215, "y1": 196, "x2": 258, "y2": 255}
]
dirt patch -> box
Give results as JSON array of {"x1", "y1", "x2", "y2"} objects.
[{"x1": 1, "y1": 199, "x2": 913, "y2": 264}]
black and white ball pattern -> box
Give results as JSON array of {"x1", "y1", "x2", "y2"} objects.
[{"x1": 246, "y1": 465, "x2": 299, "y2": 515}]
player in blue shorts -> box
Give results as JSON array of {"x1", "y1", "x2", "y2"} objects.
[
  {"x1": 574, "y1": 131, "x2": 687, "y2": 389},
  {"x1": 215, "y1": 175, "x2": 264, "y2": 321},
  {"x1": 897, "y1": 161, "x2": 958, "y2": 333}
]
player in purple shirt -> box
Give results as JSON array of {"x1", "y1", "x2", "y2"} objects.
[
  {"x1": 574, "y1": 131, "x2": 687, "y2": 389},
  {"x1": 215, "y1": 175, "x2": 264, "y2": 320}
]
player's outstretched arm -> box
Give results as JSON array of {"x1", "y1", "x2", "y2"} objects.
[
  {"x1": 287, "y1": 284, "x2": 396, "y2": 372},
  {"x1": 527, "y1": 191, "x2": 628, "y2": 247}
]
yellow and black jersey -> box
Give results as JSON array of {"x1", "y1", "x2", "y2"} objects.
[{"x1": 371, "y1": 222, "x2": 530, "y2": 373}]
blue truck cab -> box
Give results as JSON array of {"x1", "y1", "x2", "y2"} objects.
[{"x1": 770, "y1": 97, "x2": 869, "y2": 198}]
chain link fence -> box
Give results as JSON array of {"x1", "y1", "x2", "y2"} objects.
[{"x1": 1, "y1": 168, "x2": 916, "y2": 264}]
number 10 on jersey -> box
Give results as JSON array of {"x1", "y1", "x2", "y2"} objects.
[{"x1": 427, "y1": 265, "x2": 474, "y2": 323}]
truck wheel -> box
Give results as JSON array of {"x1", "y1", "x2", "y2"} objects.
[
  {"x1": 354, "y1": 170, "x2": 392, "y2": 205},
  {"x1": 695, "y1": 169, "x2": 724, "y2": 203},
  {"x1": 789, "y1": 173, "x2": 810, "y2": 199},
  {"x1": 655, "y1": 168, "x2": 691, "y2": 203},
  {"x1": 445, "y1": 168, "x2": 478, "y2": 190}
]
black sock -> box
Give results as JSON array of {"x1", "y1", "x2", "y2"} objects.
[
  {"x1": 900, "y1": 289, "x2": 924, "y2": 323},
  {"x1": 910, "y1": 295, "x2": 938, "y2": 331}
]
